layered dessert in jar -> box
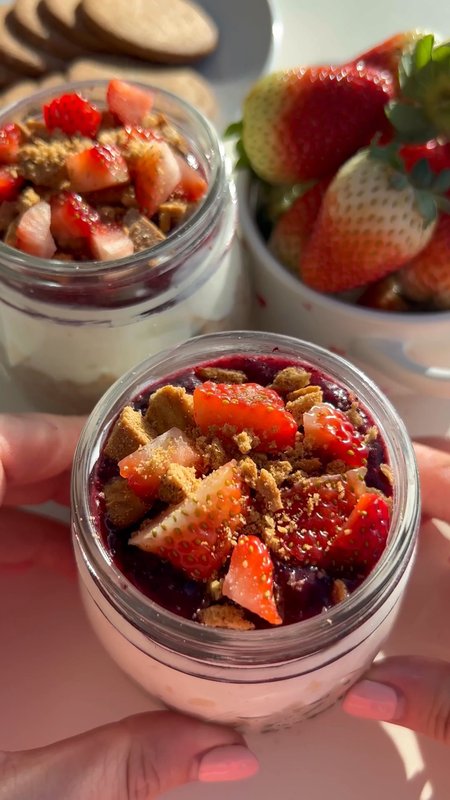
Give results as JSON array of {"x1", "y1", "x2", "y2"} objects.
[
  {"x1": 72, "y1": 331, "x2": 420, "y2": 732},
  {"x1": 0, "y1": 80, "x2": 247, "y2": 413}
]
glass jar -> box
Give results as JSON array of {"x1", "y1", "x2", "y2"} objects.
[
  {"x1": 71, "y1": 331, "x2": 420, "y2": 733},
  {"x1": 0, "y1": 81, "x2": 248, "y2": 414}
]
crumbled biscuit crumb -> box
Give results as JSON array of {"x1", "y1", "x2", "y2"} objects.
[
  {"x1": 146, "y1": 386, "x2": 195, "y2": 435},
  {"x1": 233, "y1": 429, "x2": 260, "y2": 454},
  {"x1": 270, "y1": 367, "x2": 311, "y2": 394},
  {"x1": 365, "y1": 425, "x2": 379, "y2": 443},
  {"x1": 267, "y1": 460, "x2": 292, "y2": 485},
  {"x1": 196, "y1": 436, "x2": 228, "y2": 470},
  {"x1": 104, "y1": 477, "x2": 150, "y2": 528},
  {"x1": 198, "y1": 604, "x2": 255, "y2": 630},
  {"x1": 255, "y1": 468, "x2": 283, "y2": 512},
  {"x1": 18, "y1": 136, "x2": 92, "y2": 188},
  {"x1": 17, "y1": 186, "x2": 41, "y2": 213},
  {"x1": 196, "y1": 367, "x2": 247, "y2": 384},
  {"x1": 380, "y1": 463, "x2": 394, "y2": 485},
  {"x1": 158, "y1": 464, "x2": 199, "y2": 504},
  {"x1": 158, "y1": 200, "x2": 188, "y2": 235},
  {"x1": 104, "y1": 406, "x2": 152, "y2": 462},
  {"x1": 346, "y1": 403, "x2": 364, "y2": 429},
  {"x1": 286, "y1": 386, "x2": 323, "y2": 423},
  {"x1": 331, "y1": 579, "x2": 349, "y2": 605},
  {"x1": 239, "y1": 457, "x2": 258, "y2": 489},
  {"x1": 123, "y1": 209, "x2": 166, "y2": 251},
  {"x1": 207, "y1": 578, "x2": 223, "y2": 601},
  {"x1": 326, "y1": 459, "x2": 347, "y2": 475},
  {"x1": 289, "y1": 457, "x2": 322, "y2": 475}
]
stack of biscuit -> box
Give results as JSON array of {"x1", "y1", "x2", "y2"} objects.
[{"x1": 0, "y1": 0, "x2": 219, "y2": 119}]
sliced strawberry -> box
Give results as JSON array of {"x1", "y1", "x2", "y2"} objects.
[
  {"x1": 119, "y1": 427, "x2": 200, "y2": 500},
  {"x1": 222, "y1": 535, "x2": 281, "y2": 625},
  {"x1": 193, "y1": 381, "x2": 297, "y2": 453},
  {"x1": 50, "y1": 191, "x2": 100, "y2": 249},
  {"x1": 0, "y1": 123, "x2": 22, "y2": 165},
  {"x1": 174, "y1": 154, "x2": 208, "y2": 202},
  {"x1": 134, "y1": 140, "x2": 182, "y2": 217},
  {"x1": 90, "y1": 224, "x2": 134, "y2": 261},
  {"x1": 43, "y1": 93, "x2": 101, "y2": 138},
  {"x1": 15, "y1": 201, "x2": 56, "y2": 259},
  {"x1": 0, "y1": 168, "x2": 24, "y2": 201},
  {"x1": 273, "y1": 474, "x2": 360, "y2": 566},
  {"x1": 66, "y1": 144, "x2": 130, "y2": 193},
  {"x1": 303, "y1": 403, "x2": 368, "y2": 468},
  {"x1": 107, "y1": 79, "x2": 154, "y2": 126},
  {"x1": 324, "y1": 492, "x2": 390, "y2": 575},
  {"x1": 130, "y1": 461, "x2": 243, "y2": 580}
]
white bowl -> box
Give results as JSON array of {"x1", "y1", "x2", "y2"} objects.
[{"x1": 238, "y1": 173, "x2": 450, "y2": 437}]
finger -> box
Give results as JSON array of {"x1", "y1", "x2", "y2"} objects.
[
  {"x1": 342, "y1": 656, "x2": 450, "y2": 744},
  {"x1": 0, "y1": 414, "x2": 85, "y2": 505},
  {"x1": 0, "y1": 508, "x2": 75, "y2": 579},
  {"x1": 413, "y1": 442, "x2": 450, "y2": 524},
  {"x1": 2, "y1": 711, "x2": 259, "y2": 800},
  {"x1": 414, "y1": 436, "x2": 450, "y2": 455},
  {"x1": 3, "y1": 470, "x2": 72, "y2": 507}
]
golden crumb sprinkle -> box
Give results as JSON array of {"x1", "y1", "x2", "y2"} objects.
[
  {"x1": 326, "y1": 459, "x2": 347, "y2": 475},
  {"x1": 123, "y1": 209, "x2": 166, "y2": 251},
  {"x1": 17, "y1": 186, "x2": 41, "y2": 213},
  {"x1": 365, "y1": 425, "x2": 379, "y2": 443},
  {"x1": 346, "y1": 403, "x2": 364, "y2": 429},
  {"x1": 104, "y1": 406, "x2": 152, "y2": 462},
  {"x1": 233, "y1": 429, "x2": 259, "y2": 454},
  {"x1": 256, "y1": 468, "x2": 283, "y2": 513},
  {"x1": 158, "y1": 200, "x2": 189, "y2": 235},
  {"x1": 198, "y1": 604, "x2": 255, "y2": 630},
  {"x1": 18, "y1": 136, "x2": 92, "y2": 188},
  {"x1": 286, "y1": 386, "x2": 323, "y2": 423},
  {"x1": 196, "y1": 366, "x2": 248, "y2": 384},
  {"x1": 158, "y1": 463, "x2": 199, "y2": 505},
  {"x1": 104, "y1": 478, "x2": 151, "y2": 528},
  {"x1": 146, "y1": 386, "x2": 195, "y2": 435},
  {"x1": 267, "y1": 460, "x2": 292, "y2": 485},
  {"x1": 195, "y1": 435, "x2": 228, "y2": 470},
  {"x1": 270, "y1": 366, "x2": 311, "y2": 394},
  {"x1": 331, "y1": 579, "x2": 350, "y2": 605},
  {"x1": 239, "y1": 456, "x2": 258, "y2": 488}
]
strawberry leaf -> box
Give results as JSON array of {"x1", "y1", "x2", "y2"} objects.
[
  {"x1": 413, "y1": 33, "x2": 434, "y2": 70},
  {"x1": 414, "y1": 190, "x2": 438, "y2": 225},
  {"x1": 432, "y1": 168, "x2": 450, "y2": 192},
  {"x1": 224, "y1": 120, "x2": 243, "y2": 138},
  {"x1": 436, "y1": 195, "x2": 450, "y2": 214},
  {"x1": 410, "y1": 157, "x2": 435, "y2": 188},
  {"x1": 386, "y1": 101, "x2": 436, "y2": 142}
]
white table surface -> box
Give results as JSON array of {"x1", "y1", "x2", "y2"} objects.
[{"x1": 2, "y1": 2, "x2": 450, "y2": 798}]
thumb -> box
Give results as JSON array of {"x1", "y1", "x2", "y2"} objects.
[
  {"x1": 342, "y1": 656, "x2": 450, "y2": 744},
  {"x1": 1, "y1": 710, "x2": 259, "y2": 800}
]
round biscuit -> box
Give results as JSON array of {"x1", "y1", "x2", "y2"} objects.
[
  {"x1": 13, "y1": 0, "x2": 84, "y2": 59},
  {"x1": 0, "y1": 79, "x2": 39, "y2": 108},
  {"x1": 68, "y1": 57, "x2": 218, "y2": 120},
  {"x1": 41, "y1": 0, "x2": 107, "y2": 52},
  {"x1": 80, "y1": 0, "x2": 219, "y2": 64},
  {"x1": 0, "y1": 6, "x2": 63, "y2": 77}
]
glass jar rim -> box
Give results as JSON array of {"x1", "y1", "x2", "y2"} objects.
[
  {"x1": 0, "y1": 78, "x2": 225, "y2": 277},
  {"x1": 72, "y1": 331, "x2": 420, "y2": 666}
]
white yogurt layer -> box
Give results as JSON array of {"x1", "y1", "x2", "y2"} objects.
[{"x1": 75, "y1": 545, "x2": 414, "y2": 733}]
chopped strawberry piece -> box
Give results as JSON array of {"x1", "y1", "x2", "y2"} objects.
[
  {"x1": 43, "y1": 93, "x2": 101, "y2": 138},
  {"x1": 119, "y1": 427, "x2": 200, "y2": 500},
  {"x1": 0, "y1": 168, "x2": 24, "y2": 201},
  {"x1": 66, "y1": 144, "x2": 130, "y2": 193},
  {"x1": 90, "y1": 224, "x2": 134, "y2": 261},
  {"x1": 174, "y1": 154, "x2": 208, "y2": 202},
  {"x1": 274, "y1": 474, "x2": 360, "y2": 566},
  {"x1": 0, "y1": 124, "x2": 22, "y2": 164},
  {"x1": 107, "y1": 79, "x2": 154, "y2": 126},
  {"x1": 15, "y1": 201, "x2": 56, "y2": 259},
  {"x1": 134, "y1": 140, "x2": 182, "y2": 217},
  {"x1": 50, "y1": 191, "x2": 100, "y2": 248},
  {"x1": 324, "y1": 492, "x2": 390, "y2": 575},
  {"x1": 193, "y1": 382, "x2": 297, "y2": 453},
  {"x1": 222, "y1": 535, "x2": 282, "y2": 625},
  {"x1": 303, "y1": 403, "x2": 368, "y2": 468},
  {"x1": 130, "y1": 461, "x2": 243, "y2": 580}
]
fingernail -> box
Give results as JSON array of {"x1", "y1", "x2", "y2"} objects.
[
  {"x1": 198, "y1": 744, "x2": 259, "y2": 783},
  {"x1": 342, "y1": 679, "x2": 404, "y2": 721}
]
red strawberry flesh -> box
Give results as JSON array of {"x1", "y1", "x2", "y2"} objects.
[
  {"x1": 119, "y1": 427, "x2": 200, "y2": 499},
  {"x1": 66, "y1": 143, "x2": 130, "y2": 193},
  {"x1": 193, "y1": 381, "x2": 298, "y2": 452},
  {"x1": 303, "y1": 403, "x2": 369, "y2": 467},
  {"x1": 43, "y1": 93, "x2": 101, "y2": 138},
  {"x1": 0, "y1": 124, "x2": 22, "y2": 164},
  {"x1": 324, "y1": 492, "x2": 390, "y2": 575},
  {"x1": 106, "y1": 79, "x2": 154, "y2": 127},
  {"x1": 222, "y1": 534, "x2": 282, "y2": 625}
]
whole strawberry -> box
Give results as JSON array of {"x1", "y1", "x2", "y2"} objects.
[
  {"x1": 268, "y1": 179, "x2": 330, "y2": 271},
  {"x1": 400, "y1": 213, "x2": 450, "y2": 309},
  {"x1": 300, "y1": 145, "x2": 444, "y2": 293},
  {"x1": 241, "y1": 65, "x2": 393, "y2": 184}
]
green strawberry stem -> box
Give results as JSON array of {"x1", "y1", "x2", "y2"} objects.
[
  {"x1": 370, "y1": 141, "x2": 450, "y2": 224},
  {"x1": 387, "y1": 33, "x2": 450, "y2": 142}
]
